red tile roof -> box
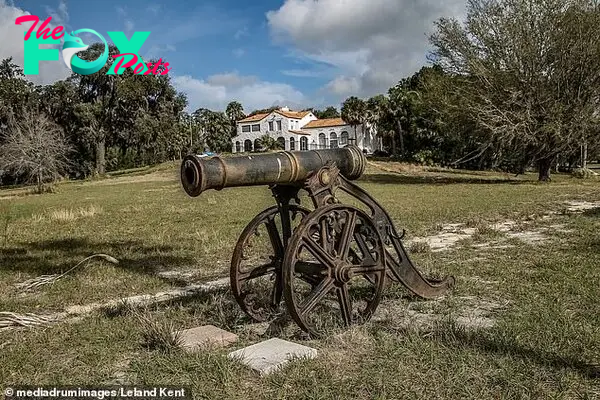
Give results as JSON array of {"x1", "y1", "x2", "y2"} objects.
[
  {"x1": 237, "y1": 113, "x2": 270, "y2": 123},
  {"x1": 275, "y1": 110, "x2": 311, "y2": 119},
  {"x1": 238, "y1": 109, "x2": 312, "y2": 123},
  {"x1": 302, "y1": 118, "x2": 347, "y2": 129}
]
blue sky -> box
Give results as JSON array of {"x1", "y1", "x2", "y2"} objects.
[{"x1": 3, "y1": 0, "x2": 466, "y2": 113}]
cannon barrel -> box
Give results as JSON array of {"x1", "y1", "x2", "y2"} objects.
[{"x1": 181, "y1": 146, "x2": 366, "y2": 197}]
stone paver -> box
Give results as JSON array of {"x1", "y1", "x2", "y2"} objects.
[
  {"x1": 228, "y1": 338, "x2": 317, "y2": 375},
  {"x1": 177, "y1": 325, "x2": 238, "y2": 351}
]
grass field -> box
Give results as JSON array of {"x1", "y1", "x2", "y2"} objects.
[{"x1": 0, "y1": 160, "x2": 599, "y2": 399}]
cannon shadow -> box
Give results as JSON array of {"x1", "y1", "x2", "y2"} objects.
[
  {"x1": 371, "y1": 323, "x2": 600, "y2": 380},
  {"x1": 443, "y1": 328, "x2": 600, "y2": 380}
]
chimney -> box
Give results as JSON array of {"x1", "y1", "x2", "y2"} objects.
[{"x1": 280, "y1": 106, "x2": 289, "y2": 112}]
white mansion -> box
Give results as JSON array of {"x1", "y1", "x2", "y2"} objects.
[{"x1": 232, "y1": 107, "x2": 379, "y2": 153}]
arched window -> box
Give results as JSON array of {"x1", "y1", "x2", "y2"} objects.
[
  {"x1": 330, "y1": 132, "x2": 338, "y2": 149},
  {"x1": 276, "y1": 136, "x2": 285, "y2": 150},
  {"x1": 235, "y1": 141, "x2": 241, "y2": 152},
  {"x1": 254, "y1": 139, "x2": 261, "y2": 152},
  {"x1": 340, "y1": 131, "x2": 349, "y2": 147},
  {"x1": 300, "y1": 136, "x2": 308, "y2": 151},
  {"x1": 289, "y1": 137, "x2": 295, "y2": 151},
  {"x1": 318, "y1": 133, "x2": 327, "y2": 149},
  {"x1": 244, "y1": 139, "x2": 252, "y2": 152}
]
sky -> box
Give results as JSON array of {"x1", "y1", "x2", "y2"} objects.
[{"x1": 1, "y1": 0, "x2": 466, "y2": 113}]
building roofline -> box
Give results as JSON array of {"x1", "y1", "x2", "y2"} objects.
[{"x1": 302, "y1": 118, "x2": 348, "y2": 129}]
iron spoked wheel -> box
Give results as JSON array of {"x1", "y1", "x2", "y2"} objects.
[
  {"x1": 231, "y1": 205, "x2": 310, "y2": 322},
  {"x1": 282, "y1": 204, "x2": 387, "y2": 336}
]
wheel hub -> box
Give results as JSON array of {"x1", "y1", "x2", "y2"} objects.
[{"x1": 334, "y1": 261, "x2": 354, "y2": 283}]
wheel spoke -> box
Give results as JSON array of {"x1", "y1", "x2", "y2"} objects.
[
  {"x1": 295, "y1": 261, "x2": 328, "y2": 288},
  {"x1": 301, "y1": 236, "x2": 337, "y2": 269},
  {"x1": 337, "y1": 210, "x2": 357, "y2": 259},
  {"x1": 320, "y1": 219, "x2": 330, "y2": 254},
  {"x1": 336, "y1": 284, "x2": 352, "y2": 326},
  {"x1": 354, "y1": 231, "x2": 376, "y2": 264},
  {"x1": 265, "y1": 218, "x2": 284, "y2": 258},
  {"x1": 299, "y1": 277, "x2": 335, "y2": 315}
]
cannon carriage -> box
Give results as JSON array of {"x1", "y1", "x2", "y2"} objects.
[{"x1": 181, "y1": 146, "x2": 455, "y2": 336}]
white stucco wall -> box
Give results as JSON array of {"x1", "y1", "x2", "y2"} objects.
[
  {"x1": 231, "y1": 112, "x2": 379, "y2": 153},
  {"x1": 299, "y1": 124, "x2": 378, "y2": 153}
]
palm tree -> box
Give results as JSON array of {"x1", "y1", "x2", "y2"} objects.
[
  {"x1": 341, "y1": 96, "x2": 366, "y2": 146},
  {"x1": 202, "y1": 110, "x2": 232, "y2": 153},
  {"x1": 225, "y1": 101, "x2": 245, "y2": 141},
  {"x1": 388, "y1": 85, "x2": 420, "y2": 156},
  {"x1": 257, "y1": 135, "x2": 281, "y2": 151},
  {"x1": 226, "y1": 101, "x2": 245, "y2": 122},
  {"x1": 365, "y1": 94, "x2": 392, "y2": 153}
]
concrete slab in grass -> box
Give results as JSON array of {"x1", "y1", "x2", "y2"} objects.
[
  {"x1": 177, "y1": 325, "x2": 238, "y2": 351},
  {"x1": 228, "y1": 338, "x2": 317, "y2": 375}
]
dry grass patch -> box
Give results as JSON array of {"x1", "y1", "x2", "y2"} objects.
[
  {"x1": 318, "y1": 326, "x2": 376, "y2": 372},
  {"x1": 84, "y1": 173, "x2": 176, "y2": 186},
  {"x1": 41, "y1": 205, "x2": 103, "y2": 222},
  {"x1": 136, "y1": 309, "x2": 184, "y2": 353},
  {"x1": 408, "y1": 241, "x2": 431, "y2": 253}
]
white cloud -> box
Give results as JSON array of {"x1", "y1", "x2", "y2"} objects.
[
  {"x1": 115, "y1": 6, "x2": 135, "y2": 34},
  {"x1": 116, "y1": 6, "x2": 126, "y2": 18},
  {"x1": 173, "y1": 72, "x2": 308, "y2": 112},
  {"x1": 124, "y1": 19, "x2": 135, "y2": 33},
  {"x1": 232, "y1": 48, "x2": 245, "y2": 58},
  {"x1": 44, "y1": 0, "x2": 68, "y2": 27},
  {"x1": 206, "y1": 72, "x2": 258, "y2": 88},
  {"x1": 0, "y1": 0, "x2": 71, "y2": 85},
  {"x1": 281, "y1": 69, "x2": 328, "y2": 78},
  {"x1": 267, "y1": 0, "x2": 466, "y2": 98},
  {"x1": 234, "y1": 27, "x2": 248, "y2": 40},
  {"x1": 325, "y1": 76, "x2": 361, "y2": 96}
]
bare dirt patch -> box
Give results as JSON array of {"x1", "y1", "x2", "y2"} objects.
[
  {"x1": 407, "y1": 224, "x2": 476, "y2": 252},
  {"x1": 374, "y1": 295, "x2": 508, "y2": 331},
  {"x1": 156, "y1": 270, "x2": 199, "y2": 282},
  {"x1": 406, "y1": 207, "x2": 582, "y2": 252}
]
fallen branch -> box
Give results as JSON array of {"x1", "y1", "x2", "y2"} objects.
[
  {"x1": 1, "y1": 277, "x2": 230, "y2": 331},
  {"x1": 0, "y1": 312, "x2": 55, "y2": 328},
  {"x1": 15, "y1": 254, "x2": 119, "y2": 292}
]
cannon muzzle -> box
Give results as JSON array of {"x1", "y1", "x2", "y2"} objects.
[{"x1": 181, "y1": 146, "x2": 366, "y2": 197}]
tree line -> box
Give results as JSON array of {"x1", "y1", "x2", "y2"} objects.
[
  {"x1": 340, "y1": 0, "x2": 600, "y2": 181},
  {"x1": 1, "y1": 0, "x2": 599, "y2": 190}
]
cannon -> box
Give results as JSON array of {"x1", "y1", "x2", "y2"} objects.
[{"x1": 181, "y1": 146, "x2": 455, "y2": 336}]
